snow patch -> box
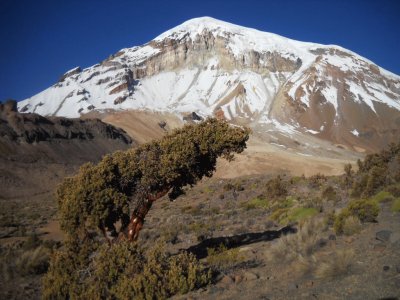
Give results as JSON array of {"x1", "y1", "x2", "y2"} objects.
[{"x1": 306, "y1": 129, "x2": 319, "y2": 134}]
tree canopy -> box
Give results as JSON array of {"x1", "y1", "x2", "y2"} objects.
[
  {"x1": 43, "y1": 118, "x2": 249, "y2": 299},
  {"x1": 57, "y1": 118, "x2": 250, "y2": 242}
]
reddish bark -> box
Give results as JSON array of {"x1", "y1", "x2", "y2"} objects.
[{"x1": 126, "y1": 187, "x2": 170, "y2": 241}]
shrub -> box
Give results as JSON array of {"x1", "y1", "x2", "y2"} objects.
[
  {"x1": 43, "y1": 241, "x2": 211, "y2": 300},
  {"x1": 347, "y1": 198, "x2": 379, "y2": 223},
  {"x1": 308, "y1": 173, "x2": 327, "y2": 188},
  {"x1": 265, "y1": 175, "x2": 288, "y2": 199},
  {"x1": 241, "y1": 197, "x2": 269, "y2": 210},
  {"x1": 288, "y1": 207, "x2": 318, "y2": 223},
  {"x1": 363, "y1": 166, "x2": 388, "y2": 196},
  {"x1": 304, "y1": 197, "x2": 323, "y2": 212},
  {"x1": 322, "y1": 186, "x2": 338, "y2": 202},
  {"x1": 391, "y1": 198, "x2": 400, "y2": 213},
  {"x1": 206, "y1": 244, "x2": 245, "y2": 272},
  {"x1": 342, "y1": 216, "x2": 362, "y2": 236},
  {"x1": 371, "y1": 191, "x2": 395, "y2": 203},
  {"x1": 270, "y1": 207, "x2": 290, "y2": 224},
  {"x1": 223, "y1": 183, "x2": 234, "y2": 191},
  {"x1": 334, "y1": 199, "x2": 379, "y2": 234}
]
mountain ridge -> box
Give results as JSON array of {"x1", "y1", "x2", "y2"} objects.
[{"x1": 17, "y1": 17, "x2": 400, "y2": 152}]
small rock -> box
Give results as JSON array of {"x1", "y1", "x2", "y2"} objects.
[
  {"x1": 376, "y1": 230, "x2": 392, "y2": 243},
  {"x1": 383, "y1": 265, "x2": 390, "y2": 271},
  {"x1": 328, "y1": 234, "x2": 336, "y2": 240},
  {"x1": 345, "y1": 236, "x2": 354, "y2": 244},
  {"x1": 396, "y1": 265, "x2": 400, "y2": 273},
  {"x1": 243, "y1": 271, "x2": 258, "y2": 281},
  {"x1": 288, "y1": 283, "x2": 298, "y2": 291}
]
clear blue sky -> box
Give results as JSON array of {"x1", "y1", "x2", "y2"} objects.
[{"x1": 1, "y1": 0, "x2": 399, "y2": 102}]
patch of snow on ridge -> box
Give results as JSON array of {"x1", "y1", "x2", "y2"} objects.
[
  {"x1": 351, "y1": 129, "x2": 359, "y2": 136},
  {"x1": 266, "y1": 119, "x2": 299, "y2": 135},
  {"x1": 306, "y1": 129, "x2": 319, "y2": 134},
  {"x1": 320, "y1": 85, "x2": 338, "y2": 111}
]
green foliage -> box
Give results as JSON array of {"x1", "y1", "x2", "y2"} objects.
[
  {"x1": 334, "y1": 199, "x2": 379, "y2": 234},
  {"x1": 288, "y1": 207, "x2": 318, "y2": 222},
  {"x1": 351, "y1": 142, "x2": 400, "y2": 197},
  {"x1": 346, "y1": 198, "x2": 380, "y2": 222},
  {"x1": 391, "y1": 198, "x2": 400, "y2": 213},
  {"x1": 43, "y1": 241, "x2": 211, "y2": 300},
  {"x1": 371, "y1": 191, "x2": 395, "y2": 203},
  {"x1": 44, "y1": 119, "x2": 247, "y2": 299},
  {"x1": 57, "y1": 118, "x2": 249, "y2": 242},
  {"x1": 241, "y1": 197, "x2": 269, "y2": 210},
  {"x1": 206, "y1": 244, "x2": 244, "y2": 272}
]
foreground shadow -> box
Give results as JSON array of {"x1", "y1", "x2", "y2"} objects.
[{"x1": 186, "y1": 225, "x2": 297, "y2": 259}]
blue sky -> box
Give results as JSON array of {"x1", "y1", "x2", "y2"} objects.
[{"x1": 1, "y1": 0, "x2": 399, "y2": 101}]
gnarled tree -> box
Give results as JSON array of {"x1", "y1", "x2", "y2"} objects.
[{"x1": 57, "y1": 118, "x2": 250, "y2": 244}]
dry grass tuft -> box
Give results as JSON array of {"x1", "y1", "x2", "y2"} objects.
[
  {"x1": 266, "y1": 218, "x2": 325, "y2": 263},
  {"x1": 314, "y1": 249, "x2": 355, "y2": 278},
  {"x1": 342, "y1": 216, "x2": 362, "y2": 236}
]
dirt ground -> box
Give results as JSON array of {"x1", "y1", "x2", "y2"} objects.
[{"x1": 103, "y1": 110, "x2": 363, "y2": 178}]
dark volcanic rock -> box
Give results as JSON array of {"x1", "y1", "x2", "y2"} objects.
[{"x1": 376, "y1": 230, "x2": 392, "y2": 243}]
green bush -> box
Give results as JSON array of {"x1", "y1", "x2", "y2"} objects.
[
  {"x1": 241, "y1": 197, "x2": 269, "y2": 210},
  {"x1": 347, "y1": 198, "x2": 380, "y2": 222},
  {"x1": 334, "y1": 199, "x2": 379, "y2": 234},
  {"x1": 371, "y1": 191, "x2": 395, "y2": 203},
  {"x1": 351, "y1": 142, "x2": 400, "y2": 197},
  {"x1": 288, "y1": 207, "x2": 318, "y2": 223},
  {"x1": 391, "y1": 198, "x2": 400, "y2": 213},
  {"x1": 206, "y1": 244, "x2": 244, "y2": 272},
  {"x1": 43, "y1": 241, "x2": 211, "y2": 300}
]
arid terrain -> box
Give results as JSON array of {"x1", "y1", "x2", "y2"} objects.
[{"x1": 1, "y1": 107, "x2": 399, "y2": 299}]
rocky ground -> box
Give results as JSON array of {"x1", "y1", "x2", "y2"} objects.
[
  {"x1": 3, "y1": 171, "x2": 398, "y2": 299},
  {"x1": 0, "y1": 108, "x2": 398, "y2": 299}
]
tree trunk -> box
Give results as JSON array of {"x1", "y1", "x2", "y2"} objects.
[{"x1": 126, "y1": 187, "x2": 170, "y2": 241}]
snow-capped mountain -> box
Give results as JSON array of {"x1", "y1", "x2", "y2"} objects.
[{"x1": 18, "y1": 17, "x2": 400, "y2": 150}]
